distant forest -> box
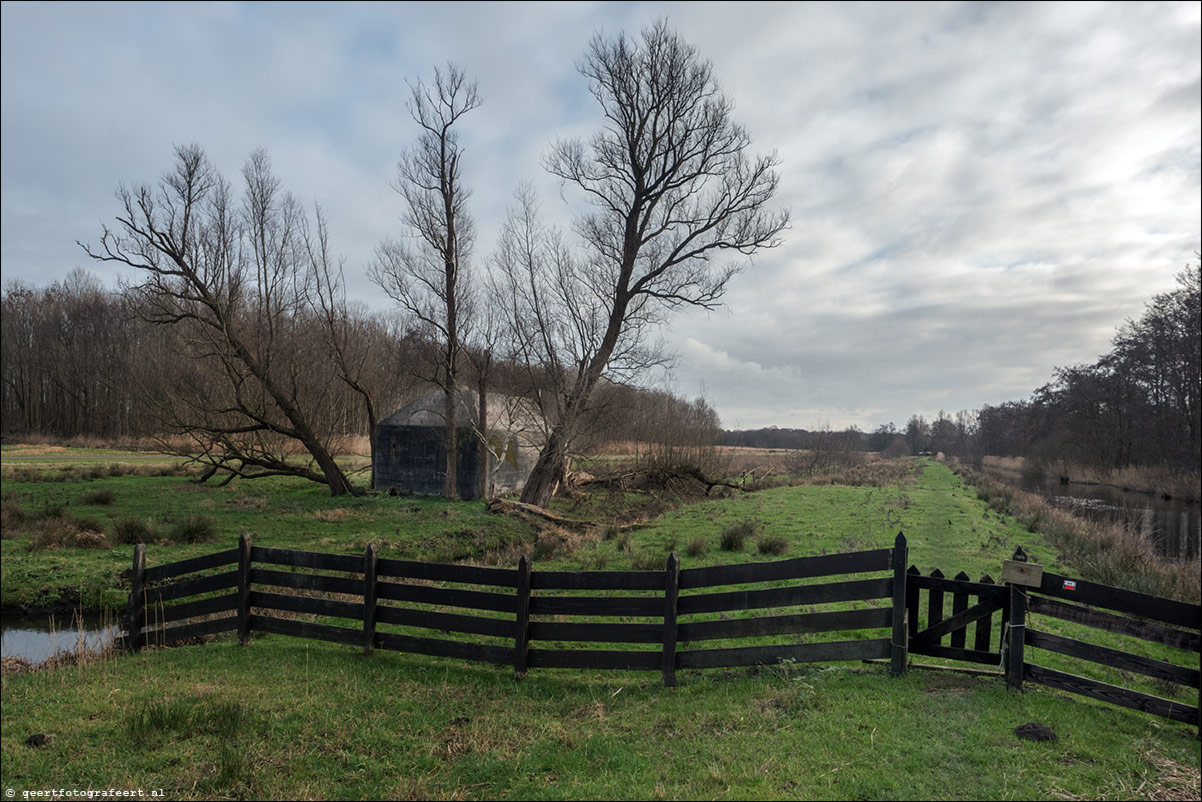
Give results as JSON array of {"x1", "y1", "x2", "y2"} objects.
[
  {"x1": 3, "y1": 263, "x2": 1198, "y2": 478},
  {"x1": 0, "y1": 268, "x2": 717, "y2": 453}
]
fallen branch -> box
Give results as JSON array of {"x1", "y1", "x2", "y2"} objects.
[{"x1": 486, "y1": 498, "x2": 590, "y2": 529}]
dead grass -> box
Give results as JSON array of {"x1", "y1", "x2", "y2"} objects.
[
  {"x1": 1048, "y1": 747, "x2": 1202, "y2": 801},
  {"x1": 26, "y1": 517, "x2": 110, "y2": 551},
  {"x1": 312, "y1": 508, "x2": 357, "y2": 522}
]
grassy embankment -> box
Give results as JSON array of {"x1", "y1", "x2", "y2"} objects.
[{"x1": 1, "y1": 452, "x2": 1199, "y2": 800}]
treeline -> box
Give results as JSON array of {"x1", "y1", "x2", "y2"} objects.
[
  {"x1": 972, "y1": 264, "x2": 1200, "y2": 475},
  {"x1": 0, "y1": 269, "x2": 719, "y2": 458},
  {"x1": 0, "y1": 269, "x2": 405, "y2": 444}
]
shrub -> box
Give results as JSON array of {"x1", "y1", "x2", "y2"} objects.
[
  {"x1": 32, "y1": 500, "x2": 67, "y2": 521},
  {"x1": 27, "y1": 518, "x2": 109, "y2": 551},
  {"x1": 168, "y1": 514, "x2": 217, "y2": 544},
  {"x1": 112, "y1": 516, "x2": 150, "y2": 545},
  {"x1": 1, "y1": 504, "x2": 29, "y2": 536},
  {"x1": 81, "y1": 487, "x2": 115, "y2": 505},
  {"x1": 685, "y1": 536, "x2": 708, "y2": 557},
  {"x1": 757, "y1": 535, "x2": 789, "y2": 556},
  {"x1": 720, "y1": 519, "x2": 759, "y2": 551}
]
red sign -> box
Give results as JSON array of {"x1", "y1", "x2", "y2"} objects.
[{"x1": 1063, "y1": 580, "x2": 1077, "y2": 591}]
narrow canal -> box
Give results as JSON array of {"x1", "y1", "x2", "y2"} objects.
[{"x1": 976, "y1": 462, "x2": 1200, "y2": 562}]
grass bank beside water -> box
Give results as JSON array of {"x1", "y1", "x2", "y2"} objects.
[{"x1": 952, "y1": 460, "x2": 1200, "y2": 604}]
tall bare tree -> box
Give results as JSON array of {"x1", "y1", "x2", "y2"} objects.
[
  {"x1": 370, "y1": 63, "x2": 481, "y2": 499},
  {"x1": 506, "y1": 20, "x2": 789, "y2": 507},
  {"x1": 81, "y1": 145, "x2": 359, "y2": 495}
]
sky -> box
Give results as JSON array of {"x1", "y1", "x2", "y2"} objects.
[{"x1": 2, "y1": 1, "x2": 1199, "y2": 432}]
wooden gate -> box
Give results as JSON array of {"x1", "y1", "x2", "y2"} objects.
[{"x1": 905, "y1": 567, "x2": 1008, "y2": 667}]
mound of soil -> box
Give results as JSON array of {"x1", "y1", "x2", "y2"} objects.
[{"x1": 1014, "y1": 721, "x2": 1058, "y2": 742}]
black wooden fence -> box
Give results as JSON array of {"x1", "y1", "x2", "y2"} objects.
[
  {"x1": 1003, "y1": 562, "x2": 1201, "y2": 727},
  {"x1": 124, "y1": 532, "x2": 910, "y2": 686},
  {"x1": 121, "y1": 535, "x2": 1200, "y2": 728}
]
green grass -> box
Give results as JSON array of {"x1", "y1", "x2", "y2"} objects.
[
  {"x1": 2, "y1": 453, "x2": 1199, "y2": 799},
  {"x1": 1, "y1": 467, "x2": 538, "y2": 610},
  {"x1": 561, "y1": 460, "x2": 1063, "y2": 580},
  {"x1": 2, "y1": 636, "x2": 1198, "y2": 800}
]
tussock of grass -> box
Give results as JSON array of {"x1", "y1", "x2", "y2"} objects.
[
  {"x1": 631, "y1": 550, "x2": 667, "y2": 570},
  {"x1": 685, "y1": 536, "x2": 708, "y2": 557},
  {"x1": 720, "y1": 519, "x2": 759, "y2": 551},
  {"x1": 27, "y1": 518, "x2": 109, "y2": 551},
  {"x1": 127, "y1": 696, "x2": 250, "y2": 745},
  {"x1": 81, "y1": 487, "x2": 115, "y2": 505},
  {"x1": 111, "y1": 516, "x2": 152, "y2": 545},
  {"x1": 168, "y1": 514, "x2": 217, "y2": 544},
  {"x1": 756, "y1": 535, "x2": 789, "y2": 555}
]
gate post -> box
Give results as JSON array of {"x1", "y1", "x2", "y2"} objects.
[
  {"x1": 889, "y1": 532, "x2": 908, "y2": 676},
  {"x1": 1004, "y1": 581, "x2": 1027, "y2": 690},
  {"x1": 1003, "y1": 545, "x2": 1029, "y2": 691}
]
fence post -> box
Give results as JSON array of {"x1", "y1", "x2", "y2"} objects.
[
  {"x1": 363, "y1": 543, "x2": 378, "y2": 656},
  {"x1": 237, "y1": 533, "x2": 252, "y2": 646},
  {"x1": 890, "y1": 533, "x2": 908, "y2": 676},
  {"x1": 514, "y1": 555, "x2": 532, "y2": 680},
  {"x1": 663, "y1": 552, "x2": 680, "y2": 687},
  {"x1": 1004, "y1": 547, "x2": 1028, "y2": 690},
  {"x1": 125, "y1": 543, "x2": 145, "y2": 652}
]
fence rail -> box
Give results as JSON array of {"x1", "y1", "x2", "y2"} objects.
[{"x1": 121, "y1": 535, "x2": 1200, "y2": 729}]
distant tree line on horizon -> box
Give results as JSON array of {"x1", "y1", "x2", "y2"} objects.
[{"x1": 720, "y1": 262, "x2": 1200, "y2": 478}]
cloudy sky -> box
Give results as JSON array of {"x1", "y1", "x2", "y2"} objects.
[{"x1": 2, "y1": 1, "x2": 1199, "y2": 431}]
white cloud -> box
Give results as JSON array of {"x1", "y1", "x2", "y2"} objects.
[{"x1": 2, "y1": 1, "x2": 1198, "y2": 432}]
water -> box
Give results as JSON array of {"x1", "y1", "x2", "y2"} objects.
[
  {"x1": 1, "y1": 611, "x2": 120, "y2": 665},
  {"x1": 977, "y1": 463, "x2": 1201, "y2": 561}
]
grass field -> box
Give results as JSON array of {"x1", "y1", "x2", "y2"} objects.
[{"x1": 1, "y1": 449, "x2": 1199, "y2": 800}]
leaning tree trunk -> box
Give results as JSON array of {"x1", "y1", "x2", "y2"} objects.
[{"x1": 519, "y1": 426, "x2": 569, "y2": 508}]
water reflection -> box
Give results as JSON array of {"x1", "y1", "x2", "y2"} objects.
[
  {"x1": 978, "y1": 464, "x2": 1200, "y2": 561},
  {"x1": 1, "y1": 612, "x2": 119, "y2": 665}
]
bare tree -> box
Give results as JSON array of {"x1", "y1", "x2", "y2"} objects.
[
  {"x1": 81, "y1": 145, "x2": 359, "y2": 495},
  {"x1": 506, "y1": 21, "x2": 789, "y2": 507},
  {"x1": 370, "y1": 63, "x2": 481, "y2": 499}
]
